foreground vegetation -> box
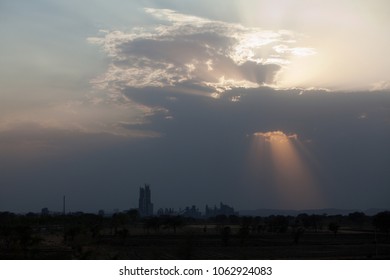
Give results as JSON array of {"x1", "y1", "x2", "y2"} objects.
[{"x1": 0, "y1": 211, "x2": 389, "y2": 259}]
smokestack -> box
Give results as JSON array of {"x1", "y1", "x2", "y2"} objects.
[{"x1": 63, "y1": 195, "x2": 66, "y2": 215}]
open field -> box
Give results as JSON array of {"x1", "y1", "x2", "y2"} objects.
[
  {"x1": 1, "y1": 211, "x2": 390, "y2": 259},
  {"x1": 1, "y1": 225, "x2": 389, "y2": 260}
]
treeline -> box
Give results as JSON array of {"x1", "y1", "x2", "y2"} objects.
[
  {"x1": 1, "y1": 210, "x2": 390, "y2": 232},
  {"x1": 1, "y1": 210, "x2": 389, "y2": 237}
]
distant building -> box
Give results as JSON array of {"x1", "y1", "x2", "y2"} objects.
[
  {"x1": 157, "y1": 208, "x2": 176, "y2": 216},
  {"x1": 98, "y1": 209, "x2": 105, "y2": 216},
  {"x1": 41, "y1": 207, "x2": 49, "y2": 216},
  {"x1": 205, "y1": 202, "x2": 238, "y2": 217},
  {"x1": 182, "y1": 205, "x2": 202, "y2": 218},
  {"x1": 138, "y1": 184, "x2": 154, "y2": 216}
]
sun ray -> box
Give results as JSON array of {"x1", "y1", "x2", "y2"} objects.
[{"x1": 251, "y1": 131, "x2": 323, "y2": 209}]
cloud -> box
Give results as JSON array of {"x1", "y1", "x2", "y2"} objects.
[
  {"x1": 0, "y1": 95, "x2": 159, "y2": 138},
  {"x1": 254, "y1": 131, "x2": 298, "y2": 143},
  {"x1": 88, "y1": 8, "x2": 315, "y2": 96},
  {"x1": 81, "y1": 8, "x2": 318, "y2": 138},
  {"x1": 117, "y1": 87, "x2": 390, "y2": 209},
  {"x1": 2, "y1": 85, "x2": 389, "y2": 211}
]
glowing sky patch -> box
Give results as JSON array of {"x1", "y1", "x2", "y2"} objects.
[{"x1": 251, "y1": 131, "x2": 322, "y2": 209}]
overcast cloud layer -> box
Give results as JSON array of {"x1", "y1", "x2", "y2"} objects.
[{"x1": 1, "y1": 87, "x2": 389, "y2": 212}]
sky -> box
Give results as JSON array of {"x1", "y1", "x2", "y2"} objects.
[{"x1": 1, "y1": 0, "x2": 390, "y2": 213}]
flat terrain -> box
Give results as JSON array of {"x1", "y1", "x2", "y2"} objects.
[{"x1": 2, "y1": 226, "x2": 389, "y2": 260}]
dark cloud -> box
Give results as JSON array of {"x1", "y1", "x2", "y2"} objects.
[
  {"x1": 3, "y1": 88, "x2": 389, "y2": 212},
  {"x1": 122, "y1": 87, "x2": 390, "y2": 209}
]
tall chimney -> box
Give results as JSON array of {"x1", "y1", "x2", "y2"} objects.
[{"x1": 63, "y1": 195, "x2": 66, "y2": 215}]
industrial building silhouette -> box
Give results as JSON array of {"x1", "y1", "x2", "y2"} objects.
[
  {"x1": 138, "y1": 184, "x2": 154, "y2": 216},
  {"x1": 138, "y1": 184, "x2": 237, "y2": 218}
]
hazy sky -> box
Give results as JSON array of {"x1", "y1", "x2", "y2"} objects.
[{"x1": 1, "y1": 0, "x2": 389, "y2": 213}]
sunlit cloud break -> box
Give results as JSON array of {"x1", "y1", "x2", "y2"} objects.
[
  {"x1": 251, "y1": 131, "x2": 322, "y2": 209},
  {"x1": 253, "y1": 131, "x2": 298, "y2": 143},
  {"x1": 88, "y1": 8, "x2": 316, "y2": 97}
]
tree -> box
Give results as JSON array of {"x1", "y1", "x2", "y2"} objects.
[
  {"x1": 266, "y1": 215, "x2": 289, "y2": 233},
  {"x1": 127, "y1": 209, "x2": 139, "y2": 224},
  {"x1": 348, "y1": 211, "x2": 366, "y2": 225},
  {"x1": 169, "y1": 216, "x2": 184, "y2": 234},
  {"x1": 238, "y1": 226, "x2": 250, "y2": 246},
  {"x1": 373, "y1": 211, "x2": 390, "y2": 236},
  {"x1": 293, "y1": 227, "x2": 305, "y2": 244},
  {"x1": 221, "y1": 226, "x2": 231, "y2": 246},
  {"x1": 143, "y1": 217, "x2": 161, "y2": 233},
  {"x1": 111, "y1": 213, "x2": 129, "y2": 235},
  {"x1": 328, "y1": 222, "x2": 339, "y2": 236}
]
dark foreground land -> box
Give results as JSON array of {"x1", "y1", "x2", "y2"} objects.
[{"x1": 1, "y1": 211, "x2": 389, "y2": 259}]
